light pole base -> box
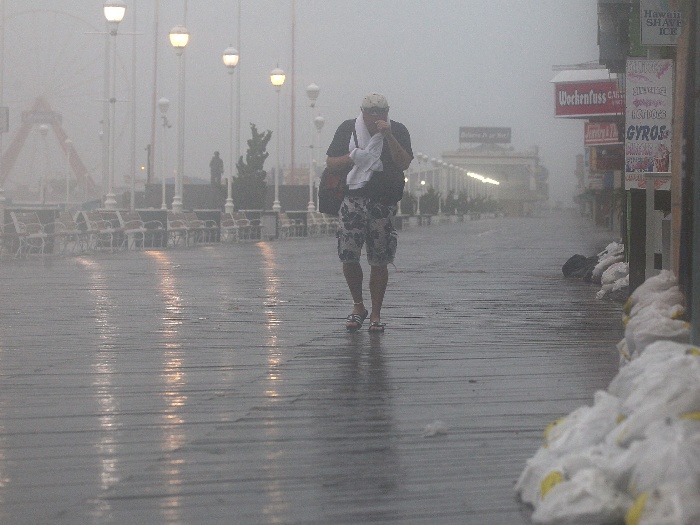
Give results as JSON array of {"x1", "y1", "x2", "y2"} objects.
[
  {"x1": 172, "y1": 196, "x2": 183, "y2": 213},
  {"x1": 307, "y1": 201, "x2": 315, "y2": 212},
  {"x1": 104, "y1": 193, "x2": 117, "y2": 210},
  {"x1": 272, "y1": 200, "x2": 281, "y2": 212},
  {"x1": 225, "y1": 198, "x2": 234, "y2": 214}
]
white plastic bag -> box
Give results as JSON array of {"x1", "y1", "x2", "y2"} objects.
[
  {"x1": 545, "y1": 391, "x2": 621, "y2": 455},
  {"x1": 601, "y1": 262, "x2": 628, "y2": 285},
  {"x1": 627, "y1": 476, "x2": 700, "y2": 525},
  {"x1": 629, "y1": 285, "x2": 685, "y2": 319},
  {"x1": 592, "y1": 255, "x2": 624, "y2": 284},
  {"x1": 627, "y1": 418, "x2": 700, "y2": 497},
  {"x1": 531, "y1": 468, "x2": 632, "y2": 524},
  {"x1": 624, "y1": 308, "x2": 689, "y2": 358},
  {"x1": 609, "y1": 341, "x2": 696, "y2": 398},
  {"x1": 516, "y1": 446, "x2": 560, "y2": 506}
]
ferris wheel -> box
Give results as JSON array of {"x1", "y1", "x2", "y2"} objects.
[{"x1": 1, "y1": 8, "x2": 130, "y2": 203}]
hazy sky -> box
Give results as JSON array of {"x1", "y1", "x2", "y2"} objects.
[{"x1": 2, "y1": 0, "x2": 599, "y2": 203}]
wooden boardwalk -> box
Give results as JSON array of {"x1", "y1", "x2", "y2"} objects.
[{"x1": 0, "y1": 210, "x2": 623, "y2": 524}]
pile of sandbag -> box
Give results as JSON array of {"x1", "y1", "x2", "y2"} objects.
[
  {"x1": 516, "y1": 272, "x2": 699, "y2": 524},
  {"x1": 562, "y1": 241, "x2": 629, "y2": 302}
]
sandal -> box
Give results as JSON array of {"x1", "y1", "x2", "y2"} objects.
[
  {"x1": 345, "y1": 310, "x2": 368, "y2": 331},
  {"x1": 368, "y1": 321, "x2": 386, "y2": 333}
]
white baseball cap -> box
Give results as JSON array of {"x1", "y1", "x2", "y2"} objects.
[{"x1": 361, "y1": 92, "x2": 389, "y2": 110}]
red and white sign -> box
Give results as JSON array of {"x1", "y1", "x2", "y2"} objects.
[
  {"x1": 555, "y1": 80, "x2": 624, "y2": 118},
  {"x1": 584, "y1": 122, "x2": 621, "y2": 146}
]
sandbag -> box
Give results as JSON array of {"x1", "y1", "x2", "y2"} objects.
[
  {"x1": 531, "y1": 468, "x2": 632, "y2": 524},
  {"x1": 626, "y1": 418, "x2": 700, "y2": 497},
  {"x1": 626, "y1": 476, "x2": 700, "y2": 525}
]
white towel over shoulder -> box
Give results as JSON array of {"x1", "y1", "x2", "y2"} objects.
[{"x1": 346, "y1": 114, "x2": 384, "y2": 190}]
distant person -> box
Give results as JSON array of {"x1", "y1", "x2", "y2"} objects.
[
  {"x1": 325, "y1": 93, "x2": 413, "y2": 333},
  {"x1": 210, "y1": 151, "x2": 224, "y2": 186}
]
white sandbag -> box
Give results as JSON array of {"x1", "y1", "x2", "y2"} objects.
[
  {"x1": 627, "y1": 476, "x2": 700, "y2": 525},
  {"x1": 516, "y1": 446, "x2": 560, "y2": 505},
  {"x1": 613, "y1": 275, "x2": 629, "y2": 292},
  {"x1": 531, "y1": 468, "x2": 632, "y2": 524},
  {"x1": 599, "y1": 241, "x2": 624, "y2": 258},
  {"x1": 613, "y1": 386, "x2": 700, "y2": 447},
  {"x1": 601, "y1": 262, "x2": 628, "y2": 285},
  {"x1": 619, "y1": 354, "x2": 700, "y2": 413},
  {"x1": 592, "y1": 255, "x2": 624, "y2": 284},
  {"x1": 596, "y1": 283, "x2": 614, "y2": 300},
  {"x1": 627, "y1": 418, "x2": 700, "y2": 497},
  {"x1": 609, "y1": 275, "x2": 629, "y2": 303},
  {"x1": 545, "y1": 391, "x2": 621, "y2": 455},
  {"x1": 628, "y1": 270, "x2": 677, "y2": 304},
  {"x1": 629, "y1": 285, "x2": 685, "y2": 319},
  {"x1": 624, "y1": 308, "x2": 689, "y2": 358},
  {"x1": 617, "y1": 338, "x2": 631, "y2": 365},
  {"x1": 609, "y1": 341, "x2": 697, "y2": 398}
]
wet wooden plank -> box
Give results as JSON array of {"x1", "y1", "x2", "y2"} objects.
[{"x1": 0, "y1": 211, "x2": 623, "y2": 524}]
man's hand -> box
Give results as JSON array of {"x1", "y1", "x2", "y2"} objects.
[{"x1": 376, "y1": 119, "x2": 392, "y2": 137}]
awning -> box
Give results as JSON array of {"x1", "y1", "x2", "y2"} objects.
[{"x1": 550, "y1": 69, "x2": 618, "y2": 84}]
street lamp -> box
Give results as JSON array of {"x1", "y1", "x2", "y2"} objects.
[
  {"x1": 314, "y1": 114, "x2": 325, "y2": 210},
  {"x1": 169, "y1": 25, "x2": 189, "y2": 213},
  {"x1": 222, "y1": 46, "x2": 239, "y2": 214},
  {"x1": 413, "y1": 151, "x2": 422, "y2": 205},
  {"x1": 306, "y1": 83, "x2": 320, "y2": 212},
  {"x1": 158, "y1": 97, "x2": 170, "y2": 210},
  {"x1": 270, "y1": 67, "x2": 285, "y2": 212},
  {"x1": 39, "y1": 124, "x2": 49, "y2": 205},
  {"x1": 430, "y1": 157, "x2": 439, "y2": 191},
  {"x1": 417, "y1": 179, "x2": 426, "y2": 216},
  {"x1": 64, "y1": 139, "x2": 72, "y2": 209},
  {"x1": 103, "y1": 0, "x2": 126, "y2": 210}
]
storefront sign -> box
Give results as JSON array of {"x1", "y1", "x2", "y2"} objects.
[
  {"x1": 459, "y1": 127, "x2": 511, "y2": 144},
  {"x1": 640, "y1": 0, "x2": 682, "y2": 46},
  {"x1": 584, "y1": 122, "x2": 621, "y2": 146},
  {"x1": 554, "y1": 80, "x2": 624, "y2": 118},
  {"x1": 624, "y1": 58, "x2": 673, "y2": 190}
]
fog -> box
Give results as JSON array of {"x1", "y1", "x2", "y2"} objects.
[{"x1": 1, "y1": 0, "x2": 598, "y2": 205}]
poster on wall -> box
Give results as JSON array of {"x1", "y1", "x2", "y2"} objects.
[{"x1": 624, "y1": 58, "x2": 673, "y2": 190}]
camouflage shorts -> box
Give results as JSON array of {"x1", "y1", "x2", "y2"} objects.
[{"x1": 337, "y1": 195, "x2": 398, "y2": 266}]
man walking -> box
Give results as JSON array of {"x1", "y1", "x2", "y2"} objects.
[{"x1": 326, "y1": 93, "x2": 413, "y2": 333}]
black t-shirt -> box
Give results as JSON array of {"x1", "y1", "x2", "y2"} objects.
[{"x1": 326, "y1": 118, "x2": 413, "y2": 204}]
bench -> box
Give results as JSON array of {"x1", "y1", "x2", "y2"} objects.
[{"x1": 10, "y1": 211, "x2": 49, "y2": 256}]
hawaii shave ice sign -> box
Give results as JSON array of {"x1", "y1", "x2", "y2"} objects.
[{"x1": 640, "y1": 0, "x2": 682, "y2": 46}]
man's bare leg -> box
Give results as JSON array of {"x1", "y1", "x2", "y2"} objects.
[
  {"x1": 343, "y1": 262, "x2": 367, "y2": 329},
  {"x1": 369, "y1": 264, "x2": 388, "y2": 324}
]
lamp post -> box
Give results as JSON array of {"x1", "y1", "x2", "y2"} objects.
[
  {"x1": 64, "y1": 139, "x2": 72, "y2": 209},
  {"x1": 314, "y1": 114, "x2": 324, "y2": 210},
  {"x1": 169, "y1": 25, "x2": 189, "y2": 213},
  {"x1": 222, "y1": 46, "x2": 239, "y2": 214},
  {"x1": 417, "y1": 179, "x2": 426, "y2": 216},
  {"x1": 39, "y1": 124, "x2": 49, "y2": 205},
  {"x1": 158, "y1": 97, "x2": 170, "y2": 210},
  {"x1": 306, "y1": 83, "x2": 319, "y2": 212},
  {"x1": 103, "y1": 0, "x2": 126, "y2": 210},
  {"x1": 270, "y1": 67, "x2": 285, "y2": 213},
  {"x1": 412, "y1": 152, "x2": 422, "y2": 213}
]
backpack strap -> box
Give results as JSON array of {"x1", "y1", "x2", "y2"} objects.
[{"x1": 352, "y1": 128, "x2": 359, "y2": 149}]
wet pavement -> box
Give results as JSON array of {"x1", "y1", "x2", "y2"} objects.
[{"x1": 0, "y1": 210, "x2": 623, "y2": 524}]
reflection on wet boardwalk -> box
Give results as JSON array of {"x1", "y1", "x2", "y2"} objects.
[{"x1": 0, "y1": 211, "x2": 622, "y2": 524}]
